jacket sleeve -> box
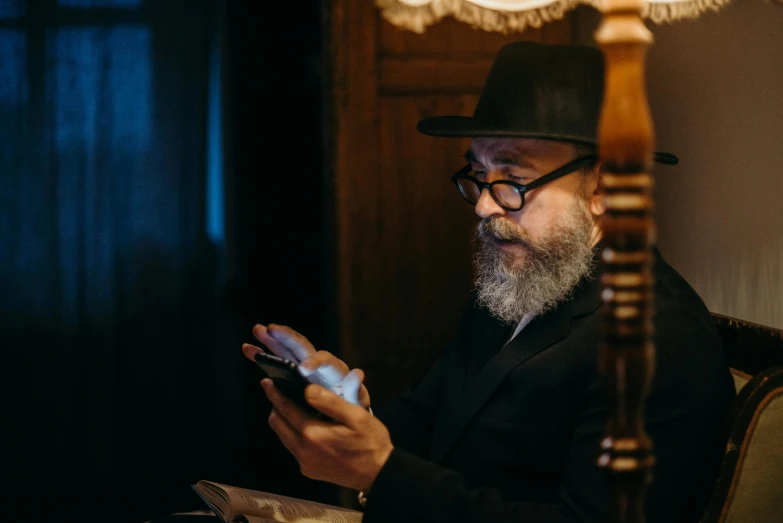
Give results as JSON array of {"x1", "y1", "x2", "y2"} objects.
[{"x1": 373, "y1": 346, "x2": 450, "y2": 458}]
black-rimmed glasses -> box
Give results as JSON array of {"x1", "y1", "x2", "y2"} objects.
[{"x1": 451, "y1": 155, "x2": 597, "y2": 212}]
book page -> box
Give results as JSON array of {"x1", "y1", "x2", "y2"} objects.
[
  {"x1": 193, "y1": 481, "x2": 234, "y2": 521},
  {"x1": 233, "y1": 488, "x2": 362, "y2": 523},
  {"x1": 242, "y1": 517, "x2": 287, "y2": 523},
  {"x1": 197, "y1": 481, "x2": 362, "y2": 523}
]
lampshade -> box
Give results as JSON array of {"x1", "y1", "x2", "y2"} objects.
[{"x1": 377, "y1": 0, "x2": 733, "y2": 33}]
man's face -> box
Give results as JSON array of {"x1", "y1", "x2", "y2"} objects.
[{"x1": 468, "y1": 137, "x2": 602, "y2": 324}]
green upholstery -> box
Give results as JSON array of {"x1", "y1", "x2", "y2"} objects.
[
  {"x1": 730, "y1": 369, "x2": 751, "y2": 394},
  {"x1": 701, "y1": 314, "x2": 783, "y2": 523},
  {"x1": 724, "y1": 376, "x2": 783, "y2": 523},
  {"x1": 701, "y1": 366, "x2": 783, "y2": 523}
]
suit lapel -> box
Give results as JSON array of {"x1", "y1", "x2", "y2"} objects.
[
  {"x1": 428, "y1": 303, "x2": 508, "y2": 462},
  {"x1": 430, "y1": 274, "x2": 602, "y2": 463},
  {"x1": 431, "y1": 302, "x2": 572, "y2": 463}
]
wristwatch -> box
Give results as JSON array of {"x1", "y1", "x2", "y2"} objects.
[
  {"x1": 357, "y1": 407, "x2": 374, "y2": 508},
  {"x1": 357, "y1": 490, "x2": 368, "y2": 508}
]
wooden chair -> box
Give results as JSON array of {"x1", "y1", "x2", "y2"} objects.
[{"x1": 700, "y1": 315, "x2": 783, "y2": 523}]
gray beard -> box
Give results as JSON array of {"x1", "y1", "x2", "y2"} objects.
[{"x1": 473, "y1": 200, "x2": 596, "y2": 325}]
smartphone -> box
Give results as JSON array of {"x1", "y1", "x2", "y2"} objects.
[{"x1": 253, "y1": 352, "x2": 322, "y2": 416}]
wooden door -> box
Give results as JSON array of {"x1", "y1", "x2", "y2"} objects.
[{"x1": 328, "y1": 1, "x2": 575, "y2": 401}]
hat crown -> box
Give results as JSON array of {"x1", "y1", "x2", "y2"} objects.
[{"x1": 471, "y1": 42, "x2": 604, "y2": 144}]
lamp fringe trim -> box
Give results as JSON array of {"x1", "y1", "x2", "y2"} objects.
[
  {"x1": 376, "y1": 0, "x2": 734, "y2": 34},
  {"x1": 375, "y1": 0, "x2": 582, "y2": 34},
  {"x1": 642, "y1": 0, "x2": 733, "y2": 23}
]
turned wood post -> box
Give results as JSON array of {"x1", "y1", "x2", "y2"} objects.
[{"x1": 594, "y1": 2, "x2": 656, "y2": 523}]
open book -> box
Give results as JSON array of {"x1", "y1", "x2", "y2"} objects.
[{"x1": 192, "y1": 480, "x2": 363, "y2": 523}]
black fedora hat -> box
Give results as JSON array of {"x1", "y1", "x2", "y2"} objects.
[{"x1": 417, "y1": 42, "x2": 678, "y2": 165}]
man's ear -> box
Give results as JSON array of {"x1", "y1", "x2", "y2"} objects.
[{"x1": 589, "y1": 170, "x2": 606, "y2": 217}]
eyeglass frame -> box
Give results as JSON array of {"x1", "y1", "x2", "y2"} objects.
[{"x1": 450, "y1": 154, "x2": 598, "y2": 212}]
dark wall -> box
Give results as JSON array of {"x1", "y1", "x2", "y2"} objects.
[
  {"x1": 219, "y1": 0, "x2": 336, "y2": 502},
  {"x1": 224, "y1": 0, "x2": 331, "y2": 339}
]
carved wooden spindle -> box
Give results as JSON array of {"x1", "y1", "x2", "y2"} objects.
[{"x1": 594, "y1": 1, "x2": 656, "y2": 523}]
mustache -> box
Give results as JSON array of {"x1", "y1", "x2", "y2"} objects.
[{"x1": 477, "y1": 218, "x2": 534, "y2": 248}]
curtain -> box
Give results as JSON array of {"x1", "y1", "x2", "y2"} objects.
[
  {"x1": 1, "y1": 0, "x2": 337, "y2": 519},
  {"x1": 0, "y1": 0, "x2": 224, "y2": 513}
]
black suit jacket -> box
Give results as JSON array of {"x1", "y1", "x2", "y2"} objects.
[{"x1": 365, "y1": 250, "x2": 735, "y2": 523}]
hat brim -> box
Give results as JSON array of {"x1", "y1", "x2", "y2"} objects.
[{"x1": 417, "y1": 116, "x2": 679, "y2": 166}]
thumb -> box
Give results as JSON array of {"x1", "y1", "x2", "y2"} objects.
[
  {"x1": 305, "y1": 385, "x2": 367, "y2": 428},
  {"x1": 342, "y1": 369, "x2": 369, "y2": 407}
]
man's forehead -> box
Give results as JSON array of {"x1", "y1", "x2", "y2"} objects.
[{"x1": 466, "y1": 138, "x2": 572, "y2": 165}]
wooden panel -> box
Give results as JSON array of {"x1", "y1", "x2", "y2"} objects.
[
  {"x1": 379, "y1": 58, "x2": 493, "y2": 94},
  {"x1": 351, "y1": 95, "x2": 480, "y2": 399},
  {"x1": 330, "y1": 0, "x2": 382, "y2": 376},
  {"x1": 378, "y1": 15, "x2": 574, "y2": 96}
]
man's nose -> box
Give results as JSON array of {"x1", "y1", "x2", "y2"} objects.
[{"x1": 474, "y1": 188, "x2": 507, "y2": 219}]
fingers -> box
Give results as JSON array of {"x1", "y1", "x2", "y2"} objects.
[
  {"x1": 299, "y1": 351, "x2": 350, "y2": 391},
  {"x1": 342, "y1": 369, "x2": 371, "y2": 409},
  {"x1": 261, "y1": 378, "x2": 314, "y2": 430},
  {"x1": 252, "y1": 325, "x2": 298, "y2": 361},
  {"x1": 299, "y1": 354, "x2": 369, "y2": 407},
  {"x1": 254, "y1": 324, "x2": 316, "y2": 363},
  {"x1": 261, "y1": 379, "x2": 343, "y2": 438},
  {"x1": 267, "y1": 324, "x2": 317, "y2": 360},
  {"x1": 357, "y1": 384, "x2": 371, "y2": 410},
  {"x1": 248, "y1": 326, "x2": 371, "y2": 410},
  {"x1": 304, "y1": 384, "x2": 370, "y2": 429},
  {"x1": 268, "y1": 408, "x2": 304, "y2": 457},
  {"x1": 299, "y1": 351, "x2": 348, "y2": 376},
  {"x1": 341, "y1": 369, "x2": 361, "y2": 405},
  {"x1": 241, "y1": 343, "x2": 265, "y2": 362},
  {"x1": 263, "y1": 379, "x2": 307, "y2": 457}
]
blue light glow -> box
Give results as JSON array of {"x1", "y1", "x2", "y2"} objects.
[
  {"x1": 58, "y1": 0, "x2": 142, "y2": 7},
  {"x1": 0, "y1": 30, "x2": 27, "y2": 103},
  {"x1": 52, "y1": 27, "x2": 151, "y2": 152},
  {"x1": 0, "y1": 30, "x2": 27, "y2": 290},
  {"x1": 51, "y1": 26, "x2": 151, "y2": 317},
  {"x1": 0, "y1": 0, "x2": 25, "y2": 19},
  {"x1": 206, "y1": 34, "x2": 224, "y2": 245}
]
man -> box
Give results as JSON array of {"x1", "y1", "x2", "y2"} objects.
[{"x1": 241, "y1": 42, "x2": 735, "y2": 523}]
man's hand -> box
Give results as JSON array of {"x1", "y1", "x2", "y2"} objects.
[
  {"x1": 242, "y1": 323, "x2": 370, "y2": 407},
  {"x1": 262, "y1": 377, "x2": 393, "y2": 491}
]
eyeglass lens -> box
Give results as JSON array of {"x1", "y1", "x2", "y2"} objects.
[{"x1": 457, "y1": 177, "x2": 523, "y2": 209}]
